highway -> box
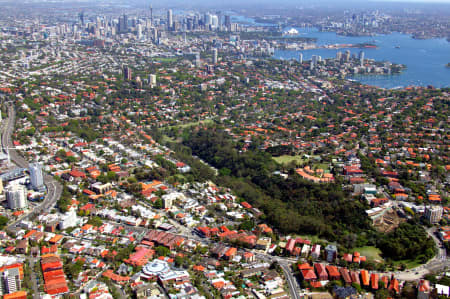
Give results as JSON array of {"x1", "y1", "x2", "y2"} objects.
[{"x1": 1, "y1": 104, "x2": 62, "y2": 230}]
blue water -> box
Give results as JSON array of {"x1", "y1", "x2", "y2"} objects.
[
  {"x1": 273, "y1": 27, "x2": 450, "y2": 89},
  {"x1": 231, "y1": 15, "x2": 277, "y2": 27}
]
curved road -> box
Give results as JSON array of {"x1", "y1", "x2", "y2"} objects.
[{"x1": 2, "y1": 104, "x2": 62, "y2": 230}]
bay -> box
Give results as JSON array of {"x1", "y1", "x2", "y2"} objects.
[{"x1": 273, "y1": 27, "x2": 450, "y2": 89}]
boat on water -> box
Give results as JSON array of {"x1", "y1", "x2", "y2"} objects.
[{"x1": 395, "y1": 46, "x2": 400, "y2": 49}]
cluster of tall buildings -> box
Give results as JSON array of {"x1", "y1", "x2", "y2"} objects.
[
  {"x1": 165, "y1": 9, "x2": 237, "y2": 32},
  {"x1": 1, "y1": 162, "x2": 44, "y2": 210}
]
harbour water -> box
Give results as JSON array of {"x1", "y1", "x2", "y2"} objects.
[{"x1": 272, "y1": 27, "x2": 450, "y2": 89}]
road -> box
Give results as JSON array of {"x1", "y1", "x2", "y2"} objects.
[
  {"x1": 255, "y1": 253, "x2": 301, "y2": 299},
  {"x1": 396, "y1": 227, "x2": 449, "y2": 280},
  {"x1": 26, "y1": 257, "x2": 40, "y2": 299},
  {"x1": 1, "y1": 104, "x2": 62, "y2": 230}
]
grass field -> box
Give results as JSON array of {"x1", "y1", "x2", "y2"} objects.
[
  {"x1": 316, "y1": 163, "x2": 330, "y2": 170},
  {"x1": 353, "y1": 246, "x2": 383, "y2": 262},
  {"x1": 167, "y1": 119, "x2": 214, "y2": 129},
  {"x1": 393, "y1": 259, "x2": 423, "y2": 269},
  {"x1": 273, "y1": 155, "x2": 306, "y2": 165}
]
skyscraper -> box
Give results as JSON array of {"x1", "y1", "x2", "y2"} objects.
[
  {"x1": 224, "y1": 15, "x2": 231, "y2": 31},
  {"x1": 167, "y1": 9, "x2": 173, "y2": 31},
  {"x1": 213, "y1": 48, "x2": 218, "y2": 64},
  {"x1": 344, "y1": 50, "x2": 351, "y2": 62},
  {"x1": 150, "y1": 4, "x2": 153, "y2": 25},
  {"x1": 195, "y1": 53, "x2": 201, "y2": 68},
  {"x1": 299, "y1": 53, "x2": 303, "y2": 64},
  {"x1": 118, "y1": 14, "x2": 128, "y2": 33},
  {"x1": 311, "y1": 55, "x2": 319, "y2": 69},
  {"x1": 79, "y1": 12, "x2": 85, "y2": 27},
  {"x1": 123, "y1": 65, "x2": 132, "y2": 81},
  {"x1": 123, "y1": 14, "x2": 128, "y2": 31},
  {"x1": 29, "y1": 163, "x2": 44, "y2": 190},
  {"x1": 359, "y1": 51, "x2": 365, "y2": 66},
  {"x1": 211, "y1": 15, "x2": 219, "y2": 29},
  {"x1": 137, "y1": 24, "x2": 142, "y2": 39}
]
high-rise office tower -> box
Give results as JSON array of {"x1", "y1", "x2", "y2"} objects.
[
  {"x1": 137, "y1": 24, "x2": 142, "y2": 39},
  {"x1": 195, "y1": 53, "x2": 201, "y2": 67},
  {"x1": 123, "y1": 14, "x2": 128, "y2": 31},
  {"x1": 205, "y1": 13, "x2": 212, "y2": 27},
  {"x1": 123, "y1": 65, "x2": 132, "y2": 81},
  {"x1": 167, "y1": 9, "x2": 173, "y2": 31},
  {"x1": 359, "y1": 51, "x2": 365, "y2": 66},
  {"x1": 224, "y1": 15, "x2": 231, "y2": 31},
  {"x1": 299, "y1": 53, "x2": 303, "y2": 64},
  {"x1": 344, "y1": 50, "x2": 351, "y2": 62},
  {"x1": 211, "y1": 15, "x2": 219, "y2": 29},
  {"x1": 150, "y1": 4, "x2": 153, "y2": 25},
  {"x1": 5, "y1": 184, "x2": 27, "y2": 210},
  {"x1": 118, "y1": 14, "x2": 128, "y2": 33},
  {"x1": 311, "y1": 55, "x2": 319, "y2": 69},
  {"x1": 79, "y1": 12, "x2": 85, "y2": 26},
  {"x1": 336, "y1": 51, "x2": 342, "y2": 61},
  {"x1": 213, "y1": 48, "x2": 218, "y2": 64},
  {"x1": 29, "y1": 163, "x2": 44, "y2": 190}
]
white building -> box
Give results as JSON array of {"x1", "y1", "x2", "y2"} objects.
[
  {"x1": 213, "y1": 48, "x2": 218, "y2": 64},
  {"x1": 59, "y1": 210, "x2": 79, "y2": 230},
  {"x1": 1, "y1": 268, "x2": 21, "y2": 295},
  {"x1": 149, "y1": 74, "x2": 157, "y2": 87},
  {"x1": 5, "y1": 184, "x2": 27, "y2": 210},
  {"x1": 425, "y1": 206, "x2": 443, "y2": 224},
  {"x1": 29, "y1": 163, "x2": 44, "y2": 190}
]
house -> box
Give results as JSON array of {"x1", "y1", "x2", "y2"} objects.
[
  {"x1": 224, "y1": 247, "x2": 237, "y2": 260},
  {"x1": 16, "y1": 240, "x2": 28, "y2": 254},
  {"x1": 285, "y1": 239, "x2": 296, "y2": 254},
  {"x1": 301, "y1": 269, "x2": 317, "y2": 282},
  {"x1": 255, "y1": 237, "x2": 271, "y2": 252},
  {"x1": 388, "y1": 278, "x2": 399, "y2": 294},
  {"x1": 417, "y1": 279, "x2": 430, "y2": 299},
  {"x1": 343, "y1": 253, "x2": 353, "y2": 263},
  {"x1": 314, "y1": 263, "x2": 328, "y2": 281},
  {"x1": 381, "y1": 276, "x2": 389, "y2": 288},
  {"x1": 242, "y1": 252, "x2": 255, "y2": 263},
  {"x1": 311, "y1": 244, "x2": 320, "y2": 260},
  {"x1": 298, "y1": 263, "x2": 313, "y2": 271},
  {"x1": 339, "y1": 268, "x2": 352, "y2": 285},
  {"x1": 371, "y1": 273, "x2": 379, "y2": 290},
  {"x1": 350, "y1": 271, "x2": 360, "y2": 285},
  {"x1": 360, "y1": 270, "x2": 370, "y2": 287},
  {"x1": 326, "y1": 265, "x2": 340, "y2": 281}
]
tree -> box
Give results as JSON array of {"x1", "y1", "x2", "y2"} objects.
[
  {"x1": 0, "y1": 216, "x2": 8, "y2": 229},
  {"x1": 155, "y1": 246, "x2": 170, "y2": 257},
  {"x1": 87, "y1": 216, "x2": 103, "y2": 227}
]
